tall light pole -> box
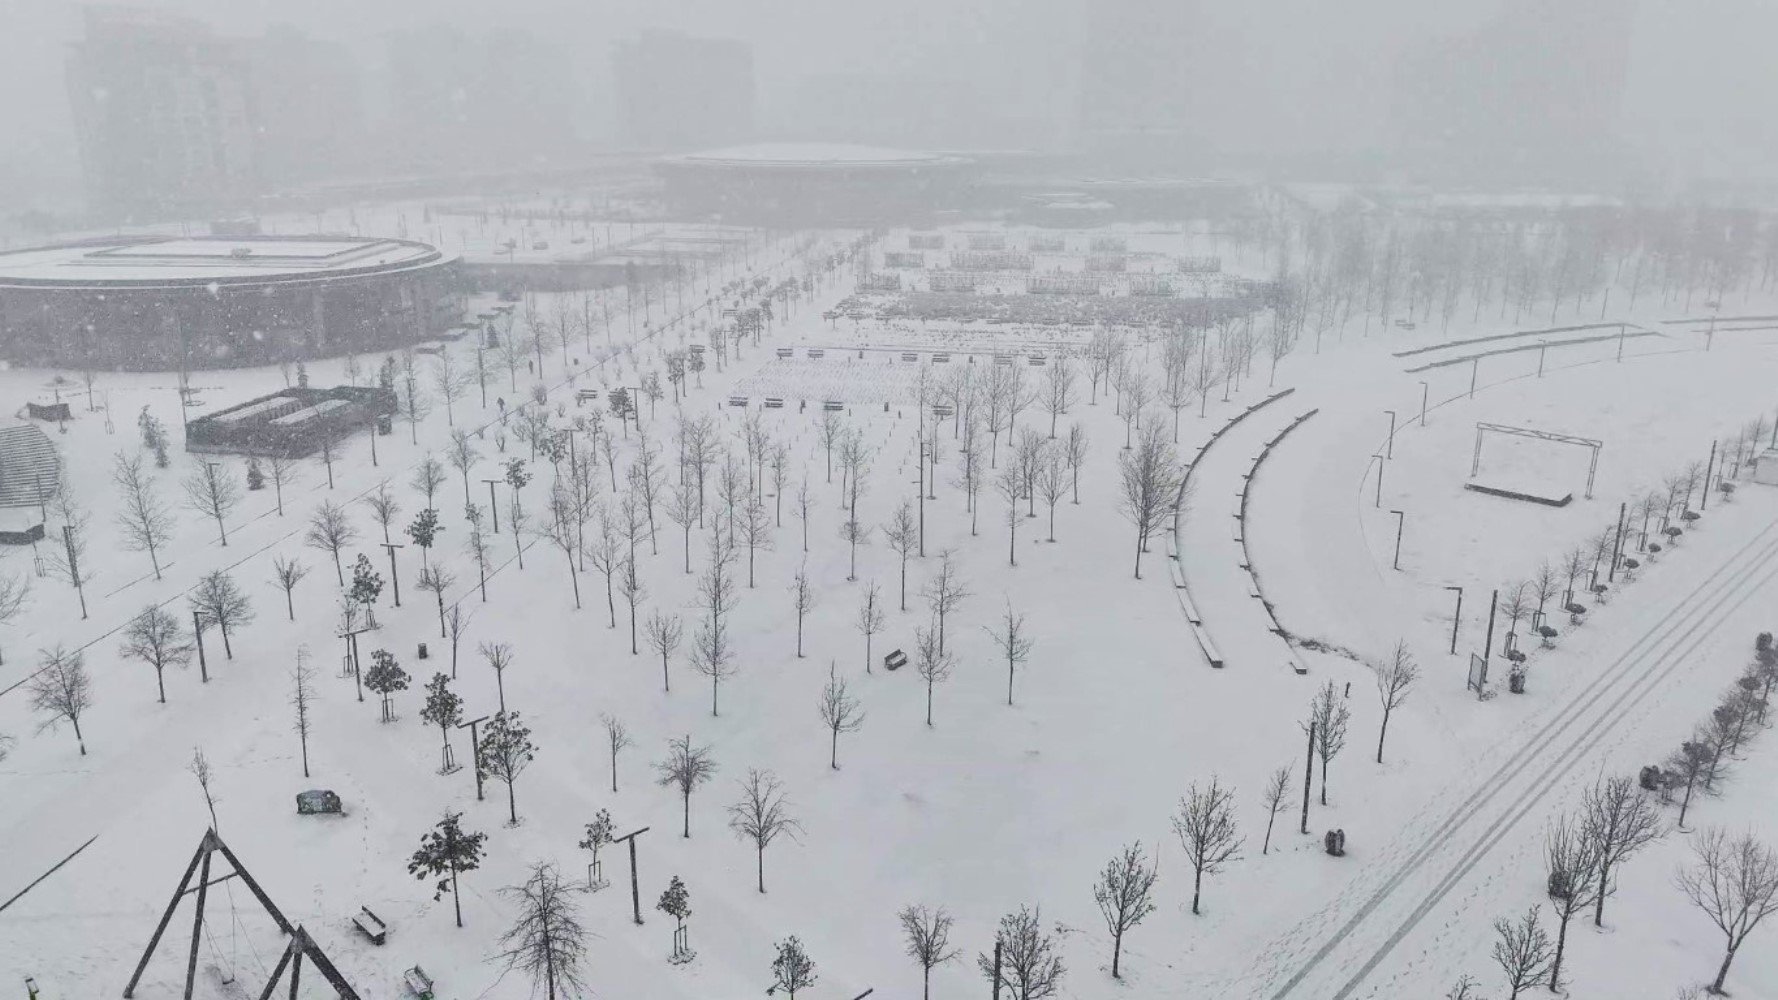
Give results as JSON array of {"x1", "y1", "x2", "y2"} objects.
[
  {"x1": 1388, "y1": 510, "x2": 1405, "y2": 570},
  {"x1": 457, "y1": 715, "x2": 490, "y2": 801},
  {"x1": 1418, "y1": 381, "x2": 1429, "y2": 426},
  {"x1": 1443, "y1": 585, "x2": 1463, "y2": 655},
  {"x1": 482, "y1": 478, "x2": 504, "y2": 533},
  {"x1": 380, "y1": 541, "x2": 405, "y2": 608},
  {"x1": 1384, "y1": 410, "x2": 1397, "y2": 459}
]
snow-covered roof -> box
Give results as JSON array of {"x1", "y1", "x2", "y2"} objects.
[
  {"x1": 669, "y1": 143, "x2": 971, "y2": 169},
  {"x1": 0, "y1": 236, "x2": 451, "y2": 289}
]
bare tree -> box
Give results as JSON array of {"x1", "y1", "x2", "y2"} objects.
[
  {"x1": 1373, "y1": 641, "x2": 1420, "y2": 763},
  {"x1": 1667, "y1": 736, "x2": 1714, "y2": 829},
  {"x1": 601, "y1": 713, "x2": 634, "y2": 794},
  {"x1": 1035, "y1": 450, "x2": 1068, "y2": 541},
  {"x1": 818, "y1": 668, "x2": 866, "y2": 769},
  {"x1": 28, "y1": 646, "x2": 93, "y2": 755},
  {"x1": 432, "y1": 350, "x2": 469, "y2": 426},
  {"x1": 1582, "y1": 776, "x2": 1664, "y2": 927},
  {"x1": 113, "y1": 452, "x2": 174, "y2": 579},
  {"x1": 656, "y1": 734, "x2": 718, "y2": 838},
  {"x1": 1544, "y1": 814, "x2": 1602, "y2": 992},
  {"x1": 182, "y1": 461, "x2": 242, "y2": 546},
  {"x1": 447, "y1": 428, "x2": 480, "y2": 505},
  {"x1": 789, "y1": 563, "x2": 817, "y2": 657},
  {"x1": 727, "y1": 768, "x2": 801, "y2": 892},
  {"x1": 1677, "y1": 828, "x2": 1778, "y2": 995},
  {"x1": 1094, "y1": 841, "x2": 1159, "y2": 979},
  {"x1": 1304, "y1": 681, "x2": 1351, "y2": 805},
  {"x1": 794, "y1": 477, "x2": 815, "y2": 552},
  {"x1": 690, "y1": 526, "x2": 741, "y2": 716},
  {"x1": 1063, "y1": 422, "x2": 1089, "y2": 505},
  {"x1": 190, "y1": 570, "x2": 253, "y2": 659},
  {"x1": 985, "y1": 601, "x2": 1034, "y2": 706},
  {"x1": 480, "y1": 640, "x2": 515, "y2": 713},
  {"x1": 898, "y1": 904, "x2": 959, "y2": 1000},
  {"x1": 290, "y1": 649, "x2": 316, "y2": 777},
  {"x1": 617, "y1": 557, "x2": 644, "y2": 654},
  {"x1": 1174, "y1": 777, "x2": 1242, "y2": 915},
  {"x1": 995, "y1": 464, "x2": 1024, "y2": 567},
  {"x1": 270, "y1": 555, "x2": 309, "y2": 621},
  {"x1": 739, "y1": 498, "x2": 774, "y2": 587},
  {"x1": 644, "y1": 610, "x2": 683, "y2": 692},
  {"x1": 188, "y1": 746, "x2": 221, "y2": 829},
  {"x1": 121, "y1": 604, "x2": 192, "y2": 703},
  {"x1": 0, "y1": 571, "x2": 24, "y2": 667},
  {"x1": 305, "y1": 500, "x2": 357, "y2": 585},
  {"x1": 1118, "y1": 418, "x2": 1184, "y2": 579},
  {"x1": 1041, "y1": 358, "x2": 1078, "y2": 438},
  {"x1": 265, "y1": 455, "x2": 300, "y2": 516},
  {"x1": 416, "y1": 564, "x2": 456, "y2": 639},
  {"x1": 665, "y1": 479, "x2": 702, "y2": 574},
  {"x1": 1492, "y1": 907, "x2": 1555, "y2": 1000},
  {"x1": 362, "y1": 483, "x2": 402, "y2": 544},
  {"x1": 856, "y1": 583, "x2": 885, "y2": 674},
  {"x1": 914, "y1": 624, "x2": 953, "y2": 727},
  {"x1": 1261, "y1": 764, "x2": 1292, "y2": 855},
  {"x1": 882, "y1": 500, "x2": 918, "y2": 610},
  {"x1": 921, "y1": 548, "x2": 969, "y2": 655},
  {"x1": 584, "y1": 508, "x2": 623, "y2": 628},
  {"x1": 977, "y1": 905, "x2": 1064, "y2": 1000},
  {"x1": 494, "y1": 861, "x2": 589, "y2": 1000},
  {"x1": 412, "y1": 454, "x2": 448, "y2": 510}
]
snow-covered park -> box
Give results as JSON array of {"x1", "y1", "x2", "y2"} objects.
[{"x1": 5, "y1": 212, "x2": 1778, "y2": 1000}]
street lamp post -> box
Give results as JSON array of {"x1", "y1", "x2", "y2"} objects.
[
  {"x1": 379, "y1": 542, "x2": 405, "y2": 608},
  {"x1": 1418, "y1": 381, "x2": 1429, "y2": 426},
  {"x1": 482, "y1": 479, "x2": 504, "y2": 533},
  {"x1": 192, "y1": 611, "x2": 210, "y2": 683},
  {"x1": 457, "y1": 715, "x2": 490, "y2": 801},
  {"x1": 1443, "y1": 586, "x2": 1463, "y2": 655},
  {"x1": 1388, "y1": 510, "x2": 1405, "y2": 570},
  {"x1": 1372, "y1": 454, "x2": 1385, "y2": 509},
  {"x1": 1384, "y1": 410, "x2": 1397, "y2": 459}
]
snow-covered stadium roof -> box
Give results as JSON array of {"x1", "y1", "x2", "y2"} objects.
[
  {"x1": 666, "y1": 143, "x2": 971, "y2": 170},
  {"x1": 0, "y1": 235, "x2": 451, "y2": 290}
]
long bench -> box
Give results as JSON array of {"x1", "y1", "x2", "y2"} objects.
[{"x1": 1234, "y1": 408, "x2": 1320, "y2": 675}]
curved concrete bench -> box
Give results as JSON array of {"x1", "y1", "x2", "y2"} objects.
[{"x1": 1234, "y1": 408, "x2": 1319, "y2": 674}]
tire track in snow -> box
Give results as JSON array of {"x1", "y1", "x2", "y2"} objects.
[{"x1": 1260, "y1": 516, "x2": 1778, "y2": 999}]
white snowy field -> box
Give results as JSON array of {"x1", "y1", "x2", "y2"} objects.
[{"x1": 2, "y1": 222, "x2": 1777, "y2": 1000}]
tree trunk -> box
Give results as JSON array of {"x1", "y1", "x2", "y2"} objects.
[
  {"x1": 506, "y1": 780, "x2": 518, "y2": 825},
  {"x1": 1263, "y1": 809, "x2": 1277, "y2": 855},
  {"x1": 1192, "y1": 865, "x2": 1203, "y2": 915},
  {"x1": 451, "y1": 866, "x2": 463, "y2": 927},
  {"x1": 1376, "y1": 710, "x2": 1390, "y2": 764},
  {"x1": 757, "y1": 845, "x2": 765, "y2": 893},
  {"x1": 1112, "y1": 927, "x2": 1124, "y2": 978},
  {"x1": 682, "y1": 789, "x2": 691, "y2": 837},
  {"x1": 1713, "y1": 943, "x2": 1737, "y2": 993},
  {"x1": 1549, "y1": 913, "x2": 1571, "y2": 990},
  {"x1": 1320, "y1": 754, "x2": 1329, "y2": 806},
  {"x1": 156, "y1": 666, "x2": 166, "y2": 703}
]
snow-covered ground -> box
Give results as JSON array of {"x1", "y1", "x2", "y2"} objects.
[{"x1": 3, "y1": 221, "x2": 1777, "y2": 1000}]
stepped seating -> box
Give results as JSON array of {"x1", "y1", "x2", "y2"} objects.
[{"x1": 0, "y1": 424, "x2": 60, "y2": 509}]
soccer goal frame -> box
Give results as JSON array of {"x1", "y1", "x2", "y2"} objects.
[{"x1": 1470, "y1": 422, "x2": 1603, "y2": 499}]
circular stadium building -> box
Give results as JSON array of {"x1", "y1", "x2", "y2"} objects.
[
  {"x1": 0, "y1": 235, "x2": 461, "y2": 371},
  {"x1": 657, "y1": 143, "x2": 975, "y2": 224}
]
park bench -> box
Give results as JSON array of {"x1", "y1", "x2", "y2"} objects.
[
  {"x1": 822, "y1": 400, "x2": 845, "y2": 412},
  {"x1": 901, "y1": 352, "x2": 919, "y2": 362},
  {"x1": 776, "y1": 348, "x2": 793, "y2": 358},
  {"x1": 807, "y1": 349, "x2": 825, "y2": 359},
  {"x1": 575, "y1": 388, "x2": 600, "y2": 405},
  {"x1": 728, "y1": 396, "x2": 749, "y2": 407},
  {"x1": 403, "y1": 965, "x2": 435, "y2": 999},
  {"x1": 352, "y1": 906, "x2": 387, "y2": 946},
  {"x1": 764, "y1": 398, "x2": 785, "y2": 409},
  {"x1": 884, "y1": 649, "x2": 908, "y2": 672},
  {"x1": 931, "y1": 353, "x2": 951, "y2": 363}
]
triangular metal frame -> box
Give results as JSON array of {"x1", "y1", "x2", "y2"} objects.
[{"x1": 121, "y1": 829, "x2": 358, "y2": 999}]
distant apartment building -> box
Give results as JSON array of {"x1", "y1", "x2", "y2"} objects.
[
  {"x1": 1392, "y1": 0, "x2": 1634, "y2": 182},
  {"x1": 65, "y1": 8, "x2": 369, "y2": 222},
  {"x1": 613, "y1": 30, "x2": 755, "y2": 150},
  {"x1": 65, "y1": 6, "x2": 259, "y2": 222}
]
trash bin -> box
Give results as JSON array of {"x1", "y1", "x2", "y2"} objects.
[{"x1": 417, "y1": 642, "x2": 429, "y2": 660}]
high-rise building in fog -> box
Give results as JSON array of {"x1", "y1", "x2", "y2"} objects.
[
  {"x1": 381, "y1": 25, "x2": 591, "y2": 175},
  {"x1": 1393, "y1": 0, "x2": 1635, "y2": 182},
  {"x1": 65, "y1": 7, "x2": 259, "y2": 222},
  {"x1": 248, "y1": 25, "x2": 367, "y2": 191},
  {"x1": 613, "y1": 30, "x2": 754, "y2": 151}
]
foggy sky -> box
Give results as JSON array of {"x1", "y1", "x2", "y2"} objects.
[{"x1": 4, "y1": 0, "x2": 1778, "y2": 214}]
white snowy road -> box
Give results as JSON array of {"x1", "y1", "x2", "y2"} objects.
[{"x1": 1251, "y1": 511, "x2": 1778, "y2": 999}]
